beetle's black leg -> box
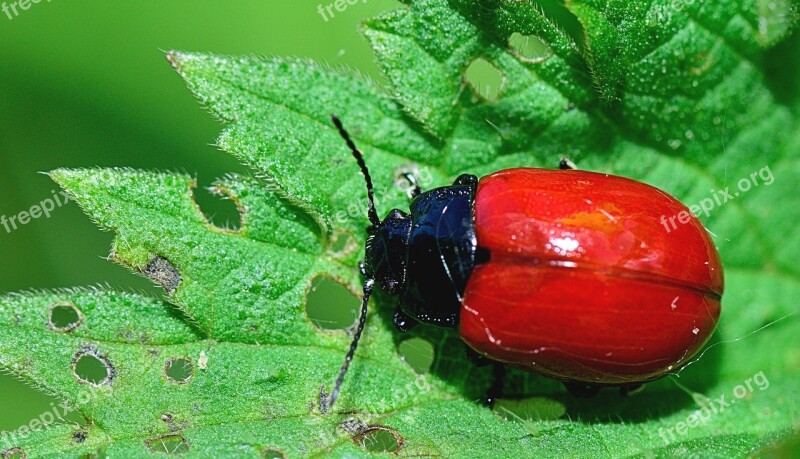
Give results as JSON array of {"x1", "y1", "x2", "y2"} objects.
[
  {"x1": 486, "y1": 363, "x2": 506, "y2": 407},
  {"x1": 619, "y1": 383, "x2": 644, "y2": 397},
  {"x1": 401, "y1": 172, "x2": 422, "y2": 198},
  {"x1": 464, "y1": 347, "x2": 506, "y2": 406},
  {"x1": 559, "y1": 157, "x2": 578, "y2": 170},
  {"x1": 563, "y1": 381, "x2": 603, "y2": 397},
  {"x1": 392, "y1": 307, "x2": 417, "y2": 333}
]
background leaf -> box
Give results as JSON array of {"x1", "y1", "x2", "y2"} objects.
[{"x1": 2, "y1": 0, "x2": 799, "y2": 457}]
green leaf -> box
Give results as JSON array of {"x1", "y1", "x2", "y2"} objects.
[
  {"x1": 166, "y1": 54, "x2": 447, "y2": 249},
  {"x1": 2, "y1": 0, "x2": 799, "y2": 457}
]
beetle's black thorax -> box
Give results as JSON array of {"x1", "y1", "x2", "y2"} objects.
[{"x1": 364, "y1": 175, "x2": 478, "y2": 328}]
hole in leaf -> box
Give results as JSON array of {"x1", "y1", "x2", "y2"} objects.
[
  {"x1": 141, "y1": 256, "x2": 181, "y2": 294},
  {"x1": 145, "y1": 434, "x2": 190, "y2": 454},
  {"x1": 330, "y1": 233, "x2": 350, "y2": 252},
  {"x1": 355, "y1": 427, "x2": 403, "y2": 453},
  {"x1": 72, "y1": 349, "x2": 114, "y2": 386},
  {"x1": 465, "y1": 58, "x2": 505, "y2": 102},
  {"x1": 1, "y1": 448, "x2": 25, "y2": 459},
  {"x1": 397, "y1": 338, "x2": 435, "y2": 374},
  {"x1": 48, "y1": 302, "x2": 83, "y2": 332},
  {"x1": 72, "y1": 430, "x2": 87, "y2": 443},
  {"x1": 260, "y1": 447, "x2": 286, "y2": 459},
  {"x1": 305, "y1": 276, "x2": 359, "y2": 330},
  {"x1": 494, "y1": 397, "x2": 566, "y2": 424},
  {"x1": 195, "y1": 183, "x2": 242, "y2": 231},
  {"x1": 165, "y1": 357, "x2": 194, "y2": 384},
  {"x1": 508, "y1": 33, "x2": 553, "y2": 63},
  {"x1": 328, "y1": 231, "x2": 358, "y2": 259}
]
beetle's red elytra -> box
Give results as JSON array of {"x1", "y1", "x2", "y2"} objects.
[
  {"x1": 461, "y1": 169, "x2": 722, "y2": 384},
  {"x1": 322, "y1": 116, "x2": 723, "y2": 411}
]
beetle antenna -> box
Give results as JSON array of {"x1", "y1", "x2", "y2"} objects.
[
  {"x1": 331, "y1": 114, "x2": 381, "y2": 227},
  {"x1": 323, "y1": 277, "x2": 375, "y2": 413}
]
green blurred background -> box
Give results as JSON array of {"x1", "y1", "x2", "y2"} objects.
[{"x1": 0, "y1": 0, "x2": 400, "y2": 432}]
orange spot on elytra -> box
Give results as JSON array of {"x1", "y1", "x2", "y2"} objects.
[{"x1": 557, "y1": 203, "x2": 622, "y2": 234}]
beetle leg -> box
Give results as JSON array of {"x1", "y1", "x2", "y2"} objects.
[
  {"x1": 619, "y1": 383, "x2": 644, "y2": 397},
  {"x1": 392, "y1": 307, "x2": 417, "y2": 332},
  {"x1": 563, "y1": 381, "x2": 602, "y2": 397},
  {"x1": 559, "y1": 157, "x2": 578, "y2": 170},
  {"x1": 486, "y1": 363, "x2": 506, "y2": 407},
  {"x1": 464, "y1": 347, "x2": 506, "y2": 406}
]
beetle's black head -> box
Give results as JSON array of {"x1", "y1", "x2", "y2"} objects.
[{"x1": 364, "y1": 209, "x2": 412, "y2": 295}]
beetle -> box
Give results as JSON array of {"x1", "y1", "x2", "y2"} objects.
[{"x1": 322, "y1": 115, "x2": 723, "y2": 411}]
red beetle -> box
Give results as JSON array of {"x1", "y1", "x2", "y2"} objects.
[{"x1": 323, "y1": 116, "x2": 723, "y2": 411}]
